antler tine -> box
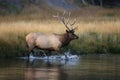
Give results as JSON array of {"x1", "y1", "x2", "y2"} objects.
[
  {"x1": 61, "y1": 11, "x2": 71, "y2": 31},
  {"x1": 73, "y1": 26, "x2": 78, "y2": 31},
  {"x1": 61, "y1": 11, "x2": 66, "y2": 21},
  {"x1": 70, "y1": 18, "x2": 76, "y2": 26},
  {"x1": 66, "y1": 12, "x2": 71, "y2": 26},
  {"x1": 53, "y1": 11, "x2": 75, "y2": 31},
  {"x1": 70, "y1": 18, "x2": 77, "y2": 30},
  {"x1": 64, "y1": 12, "x2": 77, "y2": 31},
  {"x1": 61, "y1": 11, "x2": 66, "y2": 23}
]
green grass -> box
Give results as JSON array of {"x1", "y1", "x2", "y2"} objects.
[
  {"x1": 68, "y1": 32, "x2": 120, "y2": 54},
  {"x1": 0, "y1": 32, "x2": 120, "y2": 58},
  {"x1": 0, "y1": 6, "x2": 120, "y2": 58},
  {"x1": 0, "y1": 33, "x2": 27, "y2": 58}
]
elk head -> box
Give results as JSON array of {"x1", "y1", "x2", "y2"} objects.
[{"x1": 53, "y1": 12, "x2": 79, "y2": 40}]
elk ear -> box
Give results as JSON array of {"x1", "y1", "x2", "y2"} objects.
[{"x1": 66, "y1": 30, "x2": 69, "y2": 33}]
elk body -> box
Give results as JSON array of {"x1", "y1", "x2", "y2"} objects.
[{"x1": 26, "y1": 12, "x2": 79, "y2": 58}]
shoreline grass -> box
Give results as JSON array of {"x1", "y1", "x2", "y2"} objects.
[{"x1": 0, "y1": 16, "x2": 120, "y2": 58}]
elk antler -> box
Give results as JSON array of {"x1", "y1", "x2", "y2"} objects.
[
  {"x1": 70, "y1": 18, "x2": 78, "y2": 31},
  {"x1": 53, "y1": 11, "x2": 78, "y2": 31}
]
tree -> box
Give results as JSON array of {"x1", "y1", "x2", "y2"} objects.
[
  {"x1": 81, "y1": 0, "x2": 87, "y2": 5},
  {"x1": 91, "y1": 0, "x2": 95, "y2": 5},
  {"x1": 99, "y1": 0, "x2": 103, "y2": 7}
]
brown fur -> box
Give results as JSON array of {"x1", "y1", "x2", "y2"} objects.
[
  {"x1": 26, "y1": 30, "x2": 78, "y2": 57},
  {"x1": 58, "y1": 33, "x2": 71, "y2": 47}
]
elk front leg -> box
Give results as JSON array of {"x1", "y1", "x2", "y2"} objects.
[
  {"x1": 27, "y1": 46, "x2": 34, "y2": 59},
  {"x1": 57, "y1": 48, "x2": 69, "y2": 60}
]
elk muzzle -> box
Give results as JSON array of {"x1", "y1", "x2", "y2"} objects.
[
  {"x1": 75, "y1": 35, "x2": 79, "y2": 39},
  {"x1": 72, "y1": 33, "x2": 79, "y2": 40}
]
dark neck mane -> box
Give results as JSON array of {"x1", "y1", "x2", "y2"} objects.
[{"x1": 58, "y1": 33, "x2": 71, "y2": 47}]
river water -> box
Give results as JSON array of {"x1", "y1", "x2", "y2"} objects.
[{"x1": 0, "y1": 54, "x2": 120, "y2": 80}]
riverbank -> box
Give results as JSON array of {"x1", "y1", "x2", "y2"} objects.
[{"x1": 0, "y1": 16, "x2": 120, "y2": 58}]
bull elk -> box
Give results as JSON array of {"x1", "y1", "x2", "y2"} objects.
[{"x1": 26, "y1": 12, "x2": 79, "y2": 59}]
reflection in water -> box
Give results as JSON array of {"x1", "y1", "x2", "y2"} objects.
[
  {"x1": 25, "y1": 60, "x2": 68, "y2": 80},
  {"x1": 25, "y1": 68, "x2": 59, "y2": 80},
  {"x1": 64, "y1": 54, "x2": 120, "y2": 80},
  {"x1": 0, "y1": 54, "x2": 120, "y2": 80}
]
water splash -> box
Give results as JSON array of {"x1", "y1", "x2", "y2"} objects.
[{"x1": 20, "y1": 50, "x2": 80, "y2": 64}]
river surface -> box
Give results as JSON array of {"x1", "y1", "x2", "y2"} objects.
[{"x1": 0, "y1": 54, "x2": 120, "y2": 80}]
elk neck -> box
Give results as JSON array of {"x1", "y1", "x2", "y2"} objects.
[{"x1": 58, "y1": 32, "x2": 72, "y2": 47}]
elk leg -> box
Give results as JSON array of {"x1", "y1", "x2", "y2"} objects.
[
  {"x1": 56, "y1": 49, "x2": 62, "y2": 59},
  {"x1": 57, "y1": 49, "x2": 69, "y2": 60},
  {"x1": 47, "y1": 50, "x2": 51, "y2": 60},
  {"x1": 26, "y1": 49, "x2": 31, "y2": 64},
  {"x1": 27, "y1": 47, "x2": 34, "y2": 59}
]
